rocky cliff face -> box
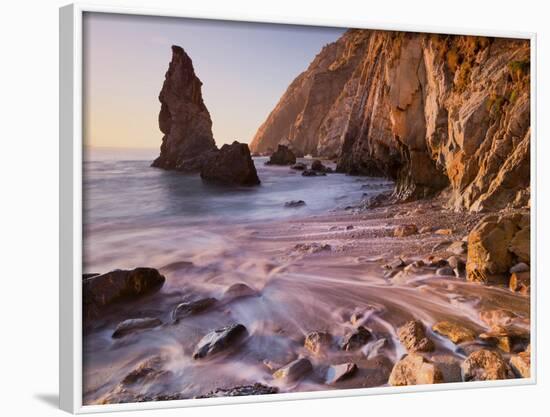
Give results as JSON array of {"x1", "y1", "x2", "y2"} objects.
[
  {"x1": 250, "y1": 30, "x2": 531, "y2": 212},
  {"x1": 152, "y1": 45, "x2": 217, "y2": 171}
]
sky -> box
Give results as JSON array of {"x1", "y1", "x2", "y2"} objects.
[{"x1": 83, "y1": 12, "x2": 345, "y2": 149}]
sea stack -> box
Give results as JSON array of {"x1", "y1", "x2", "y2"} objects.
[{"x1": 152, "y1": 46, "x2": 259, "y2": 186}]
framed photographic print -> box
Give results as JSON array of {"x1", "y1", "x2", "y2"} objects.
[{"x1": 59, "y1": 3, "x2": 536, "y2": 413}]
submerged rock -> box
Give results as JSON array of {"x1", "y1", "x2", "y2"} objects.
[
  {"x1": 398, "y1": 320, "x2": 435, "y2": 353},
  {"x1": 304, "y1": 331, "x2": 333, "y2": 354},
  {"x1": 192, "y1": 324, "x2": 247, "y2": 359},
  {"x1": 284, "y1": 200, "x2": 306, "y2": 208},
  {"x1": 121, "y1": 356, "x2": 171, "y2": 386},
  {"x1": 432, "y1": 321, "x2": 476, "y2": 344},
  {"x1": 436, "y1": 266, "x2": 455, "y2": 276},
  {"x1": 325, "y1": 363, "x2": 357, "y2": 384},
  {"x1": 112, "y1": 317, "x2": 162, "y2": 338},
  {"x1": 273, "y1": 357, "x2": 313, "y2": 381},
  {"x1": 83, "y1": 267, "x2": 165, "y2": 316},
  {"x1": 462, "y1": 349, "x2": 512, "y2": 381},
  {"x1": 340, "y1": 326, "x2": 371, "y2": 351},
  {"x1": 172, "y1": 297, "x2": 217, "y2": 321},
  {"x1": 223, "y1": 283, "x2": 258, "y2": 299},
  {"x1": 290, "y1": 162, "x2": 307, "y2": 170},
  {"x1": 388, "y1": 354, "x2": 443, "y2": 386},
  {"x1": 266, "y1": 145, "x2": 296, "y2": 165},
  {"x1": 302, "y1": 169, "x2": 326, "y2": 177},
  {"x1": 198, "y1": 383, "x2": 278, "y2": 398},
  {"x1": 200, "y1": 141, "x2": 260, "y2": 186}
]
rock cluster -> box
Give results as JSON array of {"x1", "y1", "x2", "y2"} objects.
[
  {"x1": 251, "y1": 30, "x2": 530, "y2": 211},
  {"x1": 152, "y1": 46, "x2": 259, "y2": 186}
]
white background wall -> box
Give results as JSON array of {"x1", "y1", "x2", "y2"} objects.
[{"x1": 0, "y1": 0, "x2": 547, "y2": 415}]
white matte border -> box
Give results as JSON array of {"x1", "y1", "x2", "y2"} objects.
[{"x1": 59, "y1": 2, "x2": 537, "y2": 414}]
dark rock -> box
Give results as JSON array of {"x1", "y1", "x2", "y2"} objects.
[
  {"x1": 112, "y1": 317, "x2": 162, "y2": 338},
  {"x1": 325, "y1": 363, "x2": 357, "y2": 384},
  {"x1": 447, "y1": 256, "x2": 466, "y2": 276},
  {"x1": 284, "y1": 200, "x2": 306, "y2": 208},
  {"x1": 436, "y1": 266, "x2": 455, "y2": 276},
  {"x1": 462, "y1": 349, "x2": 513, "y2": 381},
  {"x1": 311, "y1": 159, "x2": 331, "y2": 172},
  {"x1": 304, "y1": 331, "x2": 333, "y2": 354},
  {"x1": 265, "y1": 145, "x2": 296, "y2": 165},
  {"x1": 510, "y1": 262, "x2": 529, "y2": 273},
  {"x1": 340, "y1": 326, "x2": 371, "y2": 351},
  {"x1": 197, "y1": 383, "x2": 278, "y2": 398},
  {"x1": 200, "y1": 141, "x2": 260, "y2": 186},
  {"x1": 151, "y1": 45, "x2": 217, "y2": 171},
  {"x1": 121, "y1": 356, "x2": 170, "y2": 386},
  {"x1": 397, "y1": 320, "x2": 434, "y2": 352},
  {"x1": 83, "y1": 268, "x2": 165, "y2": 316},
  {"x1": 290, "y1": 162, "x2": 307, "y2": 170},
  {"x1": 192, "y1": 324, "x2": 247, "y2": 359},
  {"x1": 273, "y1": 357, "x2": 313, "y2": 381},
  {"x1": 172, "y1": 297, "x2": 217, "y2": 321},
  {"x1": 83, "y1": 273, "x2": 100, "y2": 280},
  {"x1": 302, "y1": 169, "x2": 326, "y2": 177}
]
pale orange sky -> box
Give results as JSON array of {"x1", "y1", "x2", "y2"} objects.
[{"x1": 83, "y1": 12, "x2": 344, "y2": 150}]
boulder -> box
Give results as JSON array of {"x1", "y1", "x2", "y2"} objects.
[
  {"x1": 192, "y1": 324, "x2": 247, "y2": 359},
  {"x1": 284, "y1": 200, "x2": 306, "y2": 208},
  {"x1": 388, "y1": 354, "x2": 443, "y2": 386},
  {"x1": 510, "y1": 346, "x2": 531, "y2": 378},
  {"x1": 304, "y1": 331, "x2": 333, "y2": 354},
  {"x1": 112, "y1": 317, "x2": 162, "y2": 339},
  {"x1": 461, "y1": 349, "x2": 512, "y2": 381},
  {"x1": 340, "y1": 326, "x2": 371, "y2": 351},
  {"x1": 266, "y1": 145, "x2": 296, "y2": 165},
  {"x1": 151, "y1": 45, "x2": 217, "y2": 171},
  {"x1": 394, "y1": 224, "x2": 418, "y2": 237},
  {"x1": 509, "y1": 271, "x2": 530, "y2": 294},
  {"x1": 223, "y1": 283, "x2": 258, "y2": 299},
  {"x1": 200, "y1": 141, "x2": 260, "y2": 186},
  {"x1": 83, "y1": 268, "x2": 165, "y2": 316},
  {"x1": 478, "y1": 325, "x2": 529, "y2": 353},
  {"x1": 397, "y1": 320, "x2": 434, "y2": 352},
  {"x1": 273, "y1": 357, "x2": 313, "y2": 381},
  {"x1": 198, "y1": 383, "x2": 278, "y2": 398},
  {"x1": 302, "y1": 169, "x2": 326, "y2": 177},
  {"x1": 436, "y1": 266, "x2": 455, "y2": 276},
  {"x1": 172, "y1": 297, "x2": 217, "y2": 321},
  {"x1": 447, "y1": 241, "x2": 467, "y2": 255},
  {"x1": 466, "y1": 213, "x2": 530, "y2": 284},
  {"x1": 510, "y1": 262, "x2": 529, "y2": 273},
  {"x1": 311, "y1": 159, "x2": 331, "y2": 173},
  {"x1": 325, "y1": 363, "x2": 357, "y2": 384},
  {"x1": 432, "y1": 321, "x2": 476, "y2": 344},
  {"x1": 447, "y1": 256, "x2": 466, "y2": 276}
]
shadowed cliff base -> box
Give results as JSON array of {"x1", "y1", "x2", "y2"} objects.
[{"x1": 250, "y1": 30, "x2": 530, "y2": 211}]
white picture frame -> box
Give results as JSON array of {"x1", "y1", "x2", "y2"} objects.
[{"x1": 59, "y1": 3, "x2": 537, "y2": 413}]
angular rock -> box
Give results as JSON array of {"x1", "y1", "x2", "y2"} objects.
[
  {"x1": 325, "y1": 363, "x2": 357, "y2": 384},
  {"x1": 388, "y1": 354, "x2": 443, "y2": 386},
  {"x1": 510, "y1": 347, "x2": 531, "y2": 378},
  {"x1": 340, "y1": 326, "x2": 371, "y2": 351},
  {"x1": 461, "y1": 349, "x2": 512, "y2": 381},
  {"x1": 447, "y1": 241, "x2": 467, "y2": 255},
  {"x1": 479, "y1": 325, "x2": 529, "y2": 353},
  {"x1": 152, "y1": 45, "x2": 217, "y2": 171},
  {"x1": 83, "y1": 268, "x2": 165, "y2": 316},
  {"x1": 198, "y1": 383, "x2": 278, "y2": 398},
  {"x1": 284, "y1": 200, "x2": 306, "y2": 208},
  {"x1": 266, "y1": 145, "x2": 296, "y2": 165},
  {"x1": 466, "y1": 214, "x2": 530, "y2": 284},
  {"x1": 200, "y1": 141, "x2": 260, "y2": 186},
  {"x1": 394, "y1": 224, "x2": 418, "y2": 237},
  {"x1": 192, "y1": 324, "x2": 247, "y2": 359},
  {"x1": 397, "y1": 320, "x2": 434, "y2": 352},
  {"x1": 509, "y1": 271, "x2": 530, "y2": 295},
  {"x1": 432, "y1": 321, "x2": 476, "y2": 344},
  {"x1": 304, "y1": 331, "x2": 333, "y2": 354},
  {"x1": 172, "y1": 297, "x2": 217, "y2": 321},
  {"x1": 112, "y1": 317, "x2": 162, "y2": 339},
  {"x1": 273, "y1": 357, "x2": 313, "y2": 381}
]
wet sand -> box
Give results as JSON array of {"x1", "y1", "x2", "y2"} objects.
[{"x1": 83, "y1": 196, "x2": 531, "y2": 404}]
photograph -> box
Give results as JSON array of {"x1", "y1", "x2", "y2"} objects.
[{"x1": 80, "y1": 11, "x2": 531, "y2": 406}]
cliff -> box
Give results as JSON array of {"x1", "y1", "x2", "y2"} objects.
[
  {"x1": 152, "y1": 45, "x2": 217, "y2": 171},
  {"x1": 250, "y1": 30, "x2": 531, "y2": 212}
]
